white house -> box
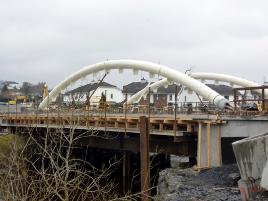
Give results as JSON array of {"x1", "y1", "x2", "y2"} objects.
[
  {"x1": 177, "y1": 87, "x2": 200, "y2": 103},
  {"x1": 63, "y1": 81, "x2": 124, "y2": 106}
]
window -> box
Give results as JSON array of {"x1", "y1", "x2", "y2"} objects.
[
  {"x1": 224, "y1": 96, "x2": 229, "y2": 100},
  {"x1": 169, "y1": 94, "x2": 172, "y2": 101},
  {"x1": 111, "y1": 93, "x2": 113, "y2": 99},
  {"x1": 144, "y1": 95, "x2": 147, "y2": 100}
]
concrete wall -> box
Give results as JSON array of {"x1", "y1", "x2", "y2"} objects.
[
  {"x1": 197, "y1": 123, "x2": 222, "y2": 168},
  {"x1": 261, "y1": 161, "x2": 268, "y2": 189},
  {"x1": 221, "y1": 120, "x2": 268, "y2": 138},
  {"x1": 200, "y1": 119, "x2": 268, "y2": 168}
]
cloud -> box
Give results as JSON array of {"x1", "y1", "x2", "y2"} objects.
[{"x1": 0, "y1": 0, "x2": 268, "y2": 88}]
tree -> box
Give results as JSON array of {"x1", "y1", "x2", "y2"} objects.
[
  {"x1": 21, "y1": 82, "x2": 32, "y2": 96},
  {"x1": 0, "y1": 95, "x2": 150, "y2": 201},
  {"x1": 1, "y1": 84, "x2": 9, "y2": 96}
]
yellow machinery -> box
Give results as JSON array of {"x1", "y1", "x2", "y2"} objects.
[
  {"x1": 8, "y1": 95, "x2": 28, "y2": 105},
  {"x1": 8, "y1": 100, "x2": 16, "y2": 105},
  {"x1": 43, "y1": 84, "x2": 49, "y2": 100},
  {"x1": 16, "y1": 95, "x2": 28, "y2": 103},
  {"x1": 98, "y1": 93, "x2": 109, "y2": 109}
]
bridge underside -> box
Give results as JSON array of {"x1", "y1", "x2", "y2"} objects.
[
  {"x1": 8, "y1": 126, "x2": 196, "y2": 156},
  {"x1": 1, "y1": 113, "x2": 227, "y2": 169}
]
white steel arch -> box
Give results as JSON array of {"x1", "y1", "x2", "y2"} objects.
[
  {"x1": 39, "y1": 60, "x2": 229, "y2": 110},
  {"x1": 191, "y1": 72, "x2": 268, "y2": 97},
  {"x1": 126, "y1": 72, "x2": 265, "y2": 105},
  {"x1": 190, "y1": 72, "x2": 260, "y2": 88}
]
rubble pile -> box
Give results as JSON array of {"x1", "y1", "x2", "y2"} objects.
[{"x1": 155, "y1": 164, "x2": 241, "y2": 201}]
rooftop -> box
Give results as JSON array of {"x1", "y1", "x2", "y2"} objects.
[
  {"x1": 206, "y1": 84, "x2": 236, "y2": 95},
  {"x1": 66, "y1": 81, "x2": 117, "y2": 94},
  {"x1": 123, "y1": 80, "x2": 180, "y2": 94}
]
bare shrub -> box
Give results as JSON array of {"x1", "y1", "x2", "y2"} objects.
[{"x1": 0, "y1": 124, "x2": 125, "y2": 201}]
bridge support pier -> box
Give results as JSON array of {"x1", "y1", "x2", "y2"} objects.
[
  {"x1": 197, "y1": 122, "x2": 222, "y2": 169},
  {"x1": 140, "y1": 116, "x2": 151, "y2": 201},
  {"x1": 122, "y1": 151, "x2": 131, "y2": 194}
]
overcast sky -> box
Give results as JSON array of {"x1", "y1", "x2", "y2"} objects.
[{"x1": 1, "y1": 0, "x2": 268, "y2": 89}]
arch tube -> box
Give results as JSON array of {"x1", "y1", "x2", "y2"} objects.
[
  {"x1": 190, "y1": 72, "x2": 268, "y2": 98},
  {"x1": 127, "y1": 72, "x2": 267, "y2": 106},
  {"x1": 39, "y1": 60, "x2": 229, "y2": 110},
  {"x1": 190, "y1": 72, "x2": 259, "y2": 87}
]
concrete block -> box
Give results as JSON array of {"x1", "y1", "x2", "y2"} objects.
[
  {"x1": 232, "y1": 133, "x2": 268, "y2": 180},
  {"x1": 238, "y1": 179, "x2": 261, "y2": 201},
  {"x1": 261, "y1": 160, "x2": 268, "y2": 190}
]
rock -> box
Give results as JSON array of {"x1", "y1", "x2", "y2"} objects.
[
  {"x1": 157, "y1": 180, "x2": 169, "y2": 195},
  {"x1": 228, "y1": 173, "x2": 240, "y2": 185},
  {"x1": 163, "y1": 193, "x2": 181, "y2": 201},
  {"x1": 170, "y1": 155, "x2": 189, "y2": 168},
  {"x1": 156, "y1": 164, "x2": 242, "y2": 201}
]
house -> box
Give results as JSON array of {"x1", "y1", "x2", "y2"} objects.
[
  {"x1": 122, "y1": 78, "x2": 180, "y2": 108},
  {"x1": 0, "y1": 81, "x2": 22, "y2": 98},
  {"x1": 179, "y1": 84, "x2": 243, "y2": 103},
  {"x1": 7, "y1": 81, "x2": 21, "y2": 90},
  {"x1": 123, "y1": 79, "x2": 242, "y2": 107},
  {"x1": 63, "y1": 81, "x2": 124, "y2": 106},
  {"x1": 0, "y1": 81, "x2": 21, "y2": 91},
  {"x1": 206, "y1": 84, "x2": 239, "y2": 102}
]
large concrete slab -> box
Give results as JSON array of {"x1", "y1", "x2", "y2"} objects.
[{"x1": 232, "y1": 133, "x2": 268, "y2": 180}]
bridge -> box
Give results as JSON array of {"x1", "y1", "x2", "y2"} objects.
[
  {"x1": 1, "y1": 59, "x2": 268, "y2": 199},
  {"x1": 1, "y1": 109, "x2": 268, "y2": 166}
]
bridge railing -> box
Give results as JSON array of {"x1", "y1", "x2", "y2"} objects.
[{"x1": 1, "y1": 101, "x2": 268, "y2": 117}]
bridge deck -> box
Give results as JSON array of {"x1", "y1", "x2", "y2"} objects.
[{"x1": 0, "y1": 113, "x2": 223, "y2": 136}]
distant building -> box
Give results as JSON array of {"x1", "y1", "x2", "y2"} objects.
[
  {"x1": 0, "y1": 81, "x2": 22, "y2": 98},
  {"x1": 7, "y1": 81, "x2": 21, "y2": 90},
  {"x1": 179, "y1": 84, "x2": 242, "y2": 104},
  {"x1": 206, "y1": 84, "x2": 239, "y2": 102},
  {"x1": 123, "y1": 79, "x2": 242, "y2": 107},
  {"x1": 0, "y1": 81, "x2": 21, "y2": 91},
  {"x1": 63, "y1": 81, "x2": 124, "y2": 106},
  {"x1": 122, "y1": 78, "x2": 180, "y2": 108}
]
